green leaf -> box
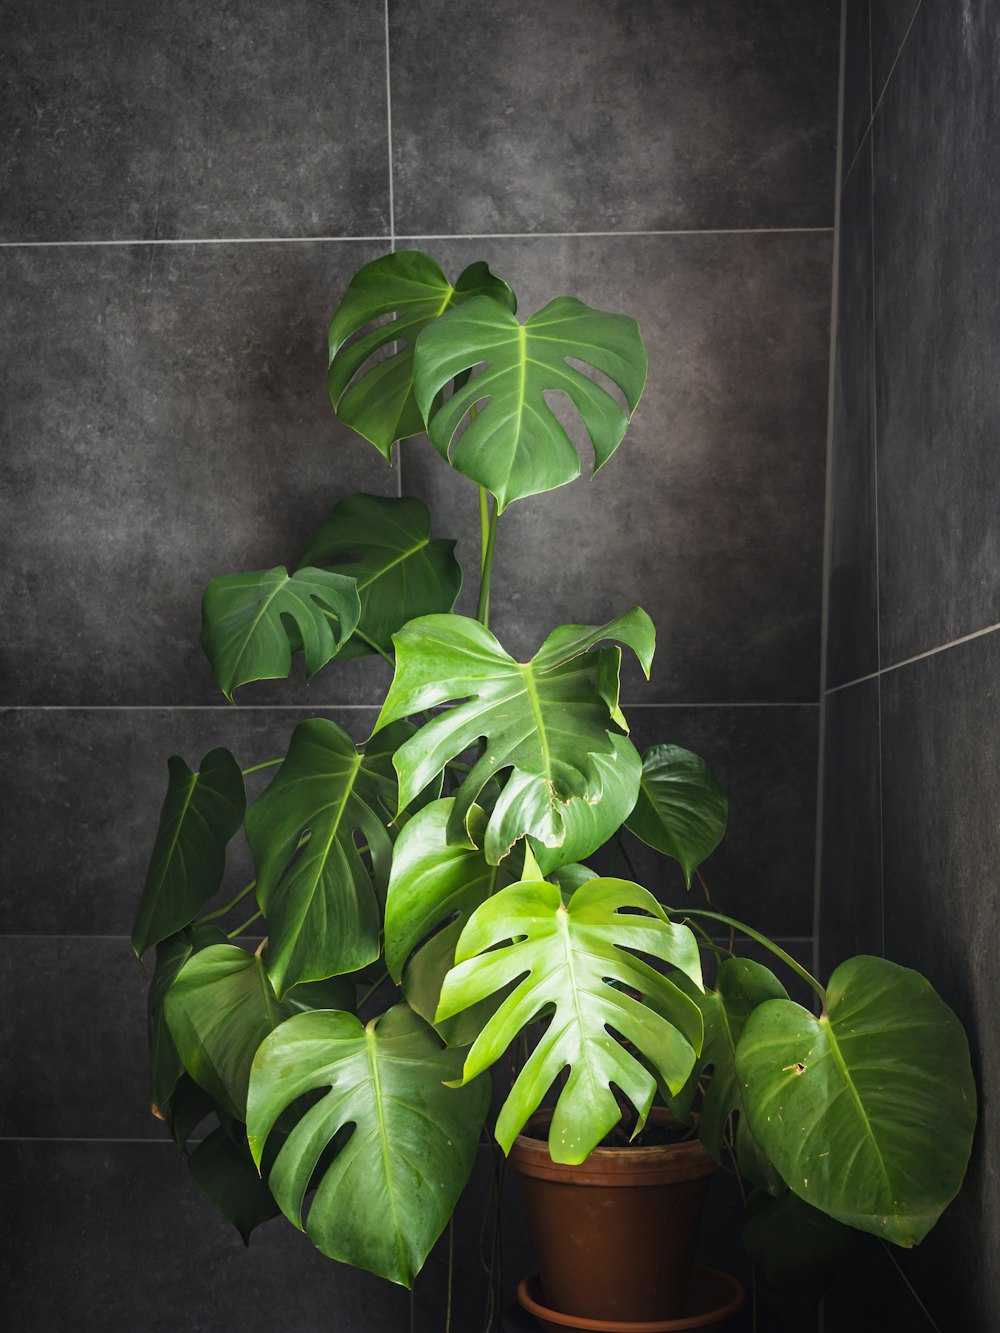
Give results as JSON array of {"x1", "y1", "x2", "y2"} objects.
[
  {"x1": 384, "y1": 799, "x2": 519, "y2": 1044},
  {"x1": 246, "y1": 1004, "x2": 489, "y2": 1286},
  {"x1": 163, "y1": 944, "x2": 292, "y2": 1120},
  {"x1": 200, "y1": 566, "x2": 362, "y2": 700},
  {"x1": 285, "y1": 975, "x2": 358, "y2": 1014},
  {"x1": 548, "y1": 862, "x2": 599, "y2": 895},
  {"x1": 437, "y1": 876, "x2": 704, "y2": 1163},
  {"x1": 132, "y1": 748, "x2": 246, "y2": 958},
  {"x1": 626, "y1": 744, "x2": 728, "y2": 887},
  {"x1": 413, "y1": 295, "x2": 647, "y2": 511},
  {"x1": 164, "y1": 1074, "x2": 217, "y2": 1152},
  {"x1": 245, "y1": 718, "x2": 403, "y2": 996},
  {"x1": 328, "y1": 251, "x2": 516, "y2": 458},
  {"x1": 298, "y1": 494, "x2": 462, "y2": 659},
  {"x1": 147, "y1": 924, "x2": 228, "y2": 1111},
  {"x1": 187, "y1": 1126, "x2": 281, "y2": 1245},
  {"x1": 374, "y1": 610, "x2": 654, "y2": 864},
  {"x1": 741, "y1": 1188, "x2": 852, "y2": 1304},
  {"x1": 737, "y1": 955, "x2": 977, "y2": 1246}
]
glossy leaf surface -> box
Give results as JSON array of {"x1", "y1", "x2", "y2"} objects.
[
  {"x1": 147, "y1": 924, "x2": 228, "y2": 1111},
  {"x1": 299, "y1": 494, "x2": 462, "y2": 659},
  {"x1": 414, "y1": 295, "x2": 647, "y2": 510},
  {"x1": 328, "y1": 251, "x2": 516, "y2": 457},
  {"x1": 246, "y1": 718, "x2": 402, "y2": 996},
  {"x1": 132, "y1": 748, "x2": 246, "y2": 958},
  {"x1": 247, "y1": 1004, "x2": 489, "y2": 1286},
  {"x1": 626, "y1": 744, "x2": 728, "y2": 887},
  {"x1": 374, "y1": 610, "x2": 654, "y2": 864},
  {"x1": 437, "y1": 876, "x2": 704, "y2": 1163},
  {"x1": 201, "y1": 566, "x2": 361, "y2": 700},
  {"x1": 737, "y1": 955, "x2": 977, "y2": 1245}
]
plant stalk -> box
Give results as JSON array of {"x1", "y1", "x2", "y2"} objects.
[
  {"x1": 476, "y1": 501, "x2": 499, "y2": 627},
  {"x1": 196, "y1": 879, "x2": 256, "y2": 924},
  {"x1": 227, "y1": 908, "x2": 263, "y2": 938},
  {"x1": 673, "y1": 906, "x2": 827, "y2": 1003}
]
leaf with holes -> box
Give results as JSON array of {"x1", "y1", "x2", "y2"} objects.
[
  {"x1": 736, "y1": 955, "x2": 977, "y2": 1245},
  {"x1": 298, "y1": 494, "x2": 462, "y2": 659},
  {"x1": 413, "y1": 295, "x2": 647, "y2": 510},
  {"x1": 626, "y1": 744, "x2": 728, "y2": 887},
  {"x1": 328, "y1": 250, "x2": 516, "y2": 457},
  {"x1": 201, "y1": 566, "x2": 361, "y2": 700},
  {"x1": 247, "y1": 1003, "x2": 489, "y2": 1286},
  {"x1": 437, "y1": 876, "x2": 704, "y2": 1163},
  {"x1": 373, "y1": 609, "x2": 654, "y2": 864}
]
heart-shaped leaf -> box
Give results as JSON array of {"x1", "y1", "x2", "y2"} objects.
[
  {"x1": 374, "y1": 610, "x2": 654, "y2": 864},
  {"x1": 298, "y1": 494, "x2": 462, "y2": 659},
  {"x1": 437, "y1": 876, "x2": 704, "y2": 1163},
  {"x1": 132, "y1": 748, "x2": 246, "y2": 958},
  {"x1": 164, "y1": 944, "x2": 293, "y2": 1120},
  {"x1": 247, "y1": 1004, "x2": 489, "y2": 1286},
  {"x1": 246, "y1": 718, "x2": 404, "y2": 996},
  {"x1": 201, "y1": 566, "x2": 362, "y2": 700},
  {"x1": 737, "y1": 955, "x2": 977, "y2": 1245},
  {"x1": 413, "y1": 295, "x2": 647, "y2": 510},
  {"x1": 187, "y1": 1126, "x2": 281, "y2": 1245},
  {"x1": 328, "y1": 251, "x2": 516, "y2": 458},
  {"x1": 626, "y1": 744, "x2": 728, "y2": 887},
  {"x1": 147, "y1": 924, "x2": 228, "y2": 1111}
]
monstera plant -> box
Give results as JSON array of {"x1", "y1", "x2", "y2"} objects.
[{"x1": 132, "y1": 250, "x2": 976, "y2": 1308}]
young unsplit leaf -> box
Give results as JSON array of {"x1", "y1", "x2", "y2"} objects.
[
  {"x1": 247, "y1": 1004, "x2": 489, "y2": 1287},
  {"x1": 147, "y1": 923, "x2": 228, "y2": 1111},
  {"x1": 298, "y1": 494, "x2": 462, "y2": 659},
  {"x1": 132, "y1": 748, "x2": 246, "y2": 959},
  {"x1": 437, "y1": 876, "x2": 704, "y2": 1164},
  {"x1": 373, "y1": 609, "x2": 655, "y2": 866},
  {"x1": 626, "y1": 744, "x2": 728, "y2": 887},
  {"x1": 328, "y1": 250, "x2": 516, "y2": 457},
  {"x1": 201, "y1": 566, "x2": 362, "y2": 700},
  {"x1": 413, "y1": 295, "x2": 647, "y2": 510},
  {"x1": 736, "y1": 955, "x2": 977, "y2": 1246}
]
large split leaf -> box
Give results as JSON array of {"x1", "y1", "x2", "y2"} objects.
[
  {"x1": 132, "y1": 748, "x2": 246, "y2": 958},
  {"x1": 737, "y1": 955, "x2": 977, "y2": 1246},
  {"x1": 201, "y1": 566, "x2": 361, "y2": 700},
  {"x1": 373, "y1": 609, "x2": 654, "y2": 864},
  {"x1": 328, "y1": 251, "x2": 516, "y2": 457},
  {"x1": 437, "y1": 876, "x2": 704, "y2": 1163},
  {"x1": 245, "y1": 718, "x2": 404, "y2": 996},
  {"x1": 298, "y1": 494, "x2": 462, "y2": 659},
  {"x1": 626, "y1": 744, "x2": 728, "y2": 887},
  {"x1": 247, "y1": 1004, "x2": 489, "y2": 1286},
  {"x1": 164, "y1": 943, "x2": 292, "y2": 1120},
  {"x1": 147, "y1": 923, "x2": 228, "y2": 1111},
  {"x1": 413, "y1": 295, "x2": 647, "y2": 510}
]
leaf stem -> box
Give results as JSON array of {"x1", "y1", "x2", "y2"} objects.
[
  {"x1": 476, "y1": 502, "x2": 499, "y2": 627},
  {"x1": 227, "y1": 908, "x2": 263, "y2": 938},
  {"x1": 241, "y1": 758, "x2": 283, "y2": 776},
  {"x1": 478, "y1": 485, "x2": 490, "y2": 576},
  {"x1": 672, "y1": 907, "x2": 827, "y2": 1003},
  {"x1": 196, "y1": 879, "x2": 256, "y2": 924},
  {"x1": 357, "y1": 969, "x2": 390, "y2": 1012}
]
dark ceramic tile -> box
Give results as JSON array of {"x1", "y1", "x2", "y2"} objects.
[
  {"x1": 824, "y1": 1236, "x2": 935, "y2": 1331},
  {"x1": 0, "y1": 242, "x2": 404, "y2": 705},
  {"x1": 389, "y1": 0, "x2": 839, "y2": 235},
  {"x1": 872, "y1": 4, "x2": 1000, "y2": 664},
  {"x1": 870, "y1": 0, "x2": 922, "y2": 110},
  {"x1": 818, "y1": 679, "x2": 882, "y2": 979},
  {"x1": 827, "y1": 137, "x2": 878, "y2": 688},
  {"x1": 840, "y1": 0, "x2": 872, "y2": 183},
  {"x1": 0, "y1": 1141, "x2": 411, "y2": 1331},
  {"x1": 0, "y1": 706, "x2": 378, "y2": 935},
  {"x1": 398, "y1": 233, "x2": 831, "y2": 704},
  {"x1": 879, "y1": 631, "x2": 1000, "y2": 1330},
  {"x1": 0, "y1": 0, "x2": 389, "y2": 241}
]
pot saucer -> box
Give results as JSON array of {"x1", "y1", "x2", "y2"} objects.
[{"x1": 516, "y1": 1266, "x2": 746, "y2": 1332}]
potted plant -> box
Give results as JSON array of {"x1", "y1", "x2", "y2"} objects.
[{"x1": 132, "y1": 249, "x2": 977, "y2": 1328}]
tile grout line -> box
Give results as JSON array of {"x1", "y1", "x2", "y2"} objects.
[
  {"x1": 869, "y1": 0, "x2": 886, "y2": 961},
  {"x1": 825, "y1": 619, "x2": 1000, "y2": 695}
]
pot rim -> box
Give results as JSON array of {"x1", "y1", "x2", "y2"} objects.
[{"x1": 509, "y1": 1107, "x2": 716, "y2": 1186}]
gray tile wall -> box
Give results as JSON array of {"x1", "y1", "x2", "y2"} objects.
[
  {"x1": 820, "y1": 3, "x2": 999, "y2": 1328},
  {"x1": 1, "y1": 2, "x2": 839, "y2": 1328}
]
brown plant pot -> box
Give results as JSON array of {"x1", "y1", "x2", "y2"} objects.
[{"x1": 509, "y1": 1109, "x2": 717, "y2": 1324}]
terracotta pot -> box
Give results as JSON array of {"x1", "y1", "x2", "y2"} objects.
[{"x1": 509, "y1": 1109, "x2": 717, "y2": 1323}]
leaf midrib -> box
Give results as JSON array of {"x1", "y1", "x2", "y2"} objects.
[
  {"x1": 820, "y1": 1014, "x2": 895, "y2": 1199},
  {"x1": 365, "y1": 1025, "x2": 407, "y2": 1274}
]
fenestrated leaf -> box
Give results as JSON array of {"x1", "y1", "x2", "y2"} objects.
[
  {"x1": 132, "y1": 748, "x2": 246, "y2": 959},
  {"x1": 328, "y1": 250, "x2": 516, "y2": 458},
  {"x1": 246, "y1": 1004, "x2": 489, "y2": 1286},
  {"x1": 187, "y1": 1126, "x2": 281, "y2": 1245},
  {"x1": 246, "y1": 718, "x2": 404, "y2": 996},
  {"x1": 164, "y1": 944, "x2": 292, "y2": 1120},
  {"x1": 147, "y1": 924, "x2": 228, "y2": 1111},
  {"x1": 413, "y1": 295, "x2": 647, "y2": 511},
  {"x1": 298, "y1": 494, "x2": 462, "y2": 659},
  {"x1": 626, "y1": 744, "x2": 728, "y2": 887},
  {"x1": 741, "y1": 1188, "x2": 852, "y2": 1304},
  {"x1": 373, "y1": 609, "x2": 654, "y2": 864},
  {"x1": 201, "y1": 566, "x2": 362, "y2": 700},
  {"x1": 737, "y1": 955, "x2": 977, "y2": 1246},
  {"x1": 437, "y1": 876, "x2": 704, "y2": 1164},
  {"x1": 384, "y1": 799, "x2": 519, "y2": 1044}
]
